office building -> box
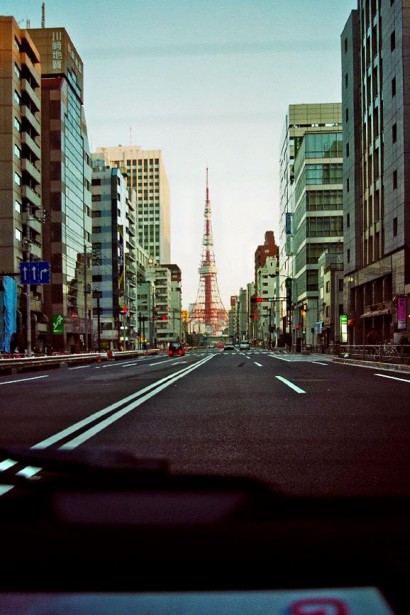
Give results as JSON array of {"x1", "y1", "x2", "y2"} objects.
[
  {"x1": 95, "y1": 145, "x2": 171, "y2": 264},
  {"x1": 0, "y1": 17, "x2": 44, "y2": 351},
  {"x1": 91, "y1": 159, "x2": 140, "y2": 350},
  {"x1": 28, "y1": 26, "x2": 93, "y2": 353},
  {"x1": 342, "y1": 1, "x2": 410, "y2": 344},
  {"x1": 278, "y1": 103, "x2": 343, "y2": 348}
]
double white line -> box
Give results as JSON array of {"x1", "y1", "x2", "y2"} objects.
[{"x1": 0, "y1": 354, "x2": 215, "y2": 495}]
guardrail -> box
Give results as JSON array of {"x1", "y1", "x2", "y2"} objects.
[{"x1": 0, "y1": 348, "x2": 161, "y2": 375}]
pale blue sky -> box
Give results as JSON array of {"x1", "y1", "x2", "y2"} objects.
[{"x1": 3, "y1": 0, "x2": 356, "y2": 309}]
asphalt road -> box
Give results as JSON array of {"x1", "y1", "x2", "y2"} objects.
[{"x1": 1, "y1": 348, "x2": 409, "y2": 497}]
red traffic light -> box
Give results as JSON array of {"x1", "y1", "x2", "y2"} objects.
[
  {"x1": 256, "y1": 296, "x2": 263, "y2": 303},
  {"x1": 120, "y1": 305, "x2": 128, "y2": 314}
]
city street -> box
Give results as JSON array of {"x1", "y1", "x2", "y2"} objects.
[{"x1": 1, "y1": 349, "x2": 409, "y2": 498}]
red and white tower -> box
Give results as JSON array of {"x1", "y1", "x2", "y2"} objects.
[{"x1": 189, "y1": 169, "x2": 228, "y2": 336}]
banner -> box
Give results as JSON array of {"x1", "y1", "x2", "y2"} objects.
[{"x1": 0, "y1": 276, "x2": 17, "y2": 352}]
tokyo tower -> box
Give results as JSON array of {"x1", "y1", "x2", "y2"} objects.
[{"x1": 189, "y1": 169, "x2": 228, "y2": 336}]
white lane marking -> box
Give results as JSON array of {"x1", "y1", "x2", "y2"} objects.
[
  {"x1": 275, "y1": 375, "x2": 306, "y2": 394},
  {"x1": 313, "y1": 361, "x2": 328, "y2": 366},
  {"x1": 375, "y1": 373, "x2": 410, "y2": 383},
  {"x1": 254, "y1": 362, "x2": 263, "y2": 367},
  {"x1": 60, "y1": 356, "x2": 214, "y2": 450},
  {"x1": 0, "y1": 355, "x2": 215, "y2": 496},
  {"x1": 70, "y1": 365, "x2": 90, "y2": 370},
  {"x1": 269, "y1": 355, "x2": 292, "y2": 362},
  {"x1": 30, "y1": 355, "x2": 214, "y2": 450},
  {"x1": 0, "y1": 375, "x2": 49, "y2": 386}
]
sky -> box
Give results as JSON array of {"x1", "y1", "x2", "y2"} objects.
[{"x1": 3, "y1": 0, "x2": 356, "y2": 310}]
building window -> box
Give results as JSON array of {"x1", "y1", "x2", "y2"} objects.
[
  {"x1": 14, "y1": 117, "x2": 21, "y2": 132},
  {"x1": 392, "y1": 76, "x2": 396, "y2": 96},
  {"x1": 345, "y1": 107, "x2": 349, "y2": 122},
  {"x1": 393, "y1": 169, "x2": 398, "y2": 189},
  {"x1": 346, "y1": 142, "x2": 349, "y2": 157},
  {"x1": 391, "y1": 30, "x2": 396, "y2": 51},
  {"x1": 15, "y1": 200, "x2": 22, "y2": 213},
  {"x1": 347, "y1": 248, "x2": 350, "y2": 263},
  {"x1": 345, "y1": 73, "x2": 348, "y2": 88},
  {"x1": 393, "y1": 217, "x2": 398, "y2": 236},
  {"x1": 13, "y1": 63, "x2": 21, "y2": 79},
  {"x1": 14, "y1": 144, "x2": 22, "y2": 158},
  {"x1": 15, "y1": 228, "x2": 22, "y2": 241},
  {"x1": 392, "y1": 123, "x2": 397, "y2": 143},
  {"x1": 339, "y1": 279, "x2": 344, "y2": 291},
  {"x1": 14, "y1": 90, "x2": 21, "y2": 105},
  {"x1": 347, "y1": 213, "x2": 350, "y2": 227},
  {"x1": 14, "y1": 172, "x2": 22, "y2": 186},
  {"x1": 344, "y1": 38, "x2": 348, "y2": 53}
]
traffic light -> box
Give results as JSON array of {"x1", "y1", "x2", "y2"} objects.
[{"x1": 120, "y1": 305, "x2": 128, "y2": 314}]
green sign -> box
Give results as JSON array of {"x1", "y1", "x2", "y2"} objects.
[
  {"x1": 53, "y1": 314, "x2": 64, "y2": 335},
  {"x1": 340, "y1": 313, "x2": 348, "y2": 343}
]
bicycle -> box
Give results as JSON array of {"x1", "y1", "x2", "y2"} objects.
[{"x1": 369, "y1": 343, "x2": 400, "y2": 362}]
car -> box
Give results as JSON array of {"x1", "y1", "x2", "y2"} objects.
[
  {"x1": 167, "y1": 341, "x2": 185, "y2": 357},
  {"x1": 239, "y1": 341, "x2": 251, "y2": 350},
  {"x1": 223, "y1": 343, "x2": 235, "y2": 351},
  {"x1": 215, "y1": 342, "x2": 225, "y2": 349}
]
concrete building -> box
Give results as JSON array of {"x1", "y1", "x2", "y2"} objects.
[
  {"x1": 95, "y1": 145, "x2": 171, "y2": 265},
  {"x1": 0, "y1": 17, "x2": 44, "y2": 352},
  {"x1": 342, "y1": 1, "x2": 410, "y2": 344},
  {"x1": 90, "y1": 159, "x2": 140, "y2": 350},
  {"x1": 278, "y1": 103, "x2": 343, "y2": 348},
  {"x1": 292, "y1": 130, "x2": 344, "y2": 348},
  {"x1": 28, "y1": 26, "x2": 92, "y2": 353},
  {"x1": 253, "y1": 231, "x2": 280, "y2": 347}
]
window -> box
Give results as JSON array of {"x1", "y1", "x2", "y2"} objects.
[
  {"x1": 392, "y1": 77, "x2": 396, "y2": 96},
  {"x1": 391, "y1": 30, "x2": 396, "y2": 51},
  {"x1": 14, "y1": 172, "x2": 22, "y2": 186},
  {"x1": 339, "y1": 279, "x2": 344, "y2": 291},
  {"x1": 345, "y1": 108, "x2": 349, "y2": 122},
  {"x1": 346, "y1": 143, "x2": 349, "y2": 157},
  {"x1": 14, "y1": 145, "x2": 22, "y2": 159},
  {"x1": 345, "y1": 73, "x2": 348, "y2": 88},
  {"x1": 14, "y1": 117, "x2": 21, "y2": 132},
  {"x1": 15, "y1": 200, "x2": 22, "y2": 213},
  {"x1": 347, "y1": 213, "x2": 350, "y2": 227},
  {"x1": 393, "y1": 170, "x2": 398, "y2": 189},
  {"x1": 13, "y1": 63, "x2": 21, "y2": 79},
  {"x1": 14, "y1": 90, "x2": 21, "y2": 105},
  {"x1": 15, "y1": 228, "x2": 22, "y2": 241},
  {"x1": 393, "y1": 217, "x2": 398, "y2": 236},
  {"x1": 392, "y1": 123, "x2": 397, "y2": 143},
  {"x1": 347, "y1": 248, "x2": 350, "y2": 263}
]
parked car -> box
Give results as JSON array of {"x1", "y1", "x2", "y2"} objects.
[{"x1": 168, "y1": 341, "x2": 185, "y2": 357}]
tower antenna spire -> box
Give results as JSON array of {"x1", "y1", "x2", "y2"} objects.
[
  {"x1": 41, "y1": 2, "x2": 45, "y2": 27},
  {"x1": 189, "y1": 169, "x2": 227, "y2": 337}
]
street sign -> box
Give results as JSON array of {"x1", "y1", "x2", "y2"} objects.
[{"x1": 19, "y1": 261, "x2": 51, "y2": 285}]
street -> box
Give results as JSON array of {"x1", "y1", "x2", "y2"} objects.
[{"x1": 1, "y1": 348, "x2": 409, "y2": 497}]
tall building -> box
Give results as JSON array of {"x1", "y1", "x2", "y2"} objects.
[
  {"x1": 90, "y1": 159, "x2": 139, "y2": 350},
  {"x1": 278, "y1": 103, "x2": 343, "y2": 347},
  {"x1": 28, "y1": 26, "x2": 92, "y2": 353},
  {"x1": 0, "y1": 17, "x2": 44, "y2": 351},
  {"x1": 95, "y1": 145, "x2": 171, "y2": 264},
  {"x1": 252, "y1": 231, "x2": 280, "y2": 347},
  {"x1": 342, "y1": 1, "x2": 410, "y2": 344}
]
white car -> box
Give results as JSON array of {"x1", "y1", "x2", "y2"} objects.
[{"x1": 239, "y1": 341, "x2": 250, "y2": 350}]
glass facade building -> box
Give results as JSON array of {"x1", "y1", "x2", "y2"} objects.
[{"x1": 29, "y1": 27, "x2": 92, "y2": 352}]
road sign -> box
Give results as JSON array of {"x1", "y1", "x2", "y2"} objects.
[{"x1": 19, "y1": 261, "x2": 51, "y2": 285}]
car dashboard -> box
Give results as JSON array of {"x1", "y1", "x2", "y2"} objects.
[{"x1": 0, "y1": 447, "x2": 409, "y2": 614}]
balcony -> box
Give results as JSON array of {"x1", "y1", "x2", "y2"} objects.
[
  {"x1": 21, "y1": 157, "x2": 41, "y2": 185},
  {"x1": 22, "y1": 212, "x2": 42, "y2": 236},
  {"x1": 22, "y1": 185, "x2": 41, "y2": 209},
  {"x1": 21, "y1": 131, "x2": 41, "y2": 161},
  {"x1": 21, "y1": 78, "x2": 40, "y2": 112},
  {"x1": 21, "y1": 106, "x2": 41, "y2": 137}
]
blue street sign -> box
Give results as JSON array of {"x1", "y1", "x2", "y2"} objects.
[{"x1": 19, "y1": 261, "x2": 51, "y2": 285}]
